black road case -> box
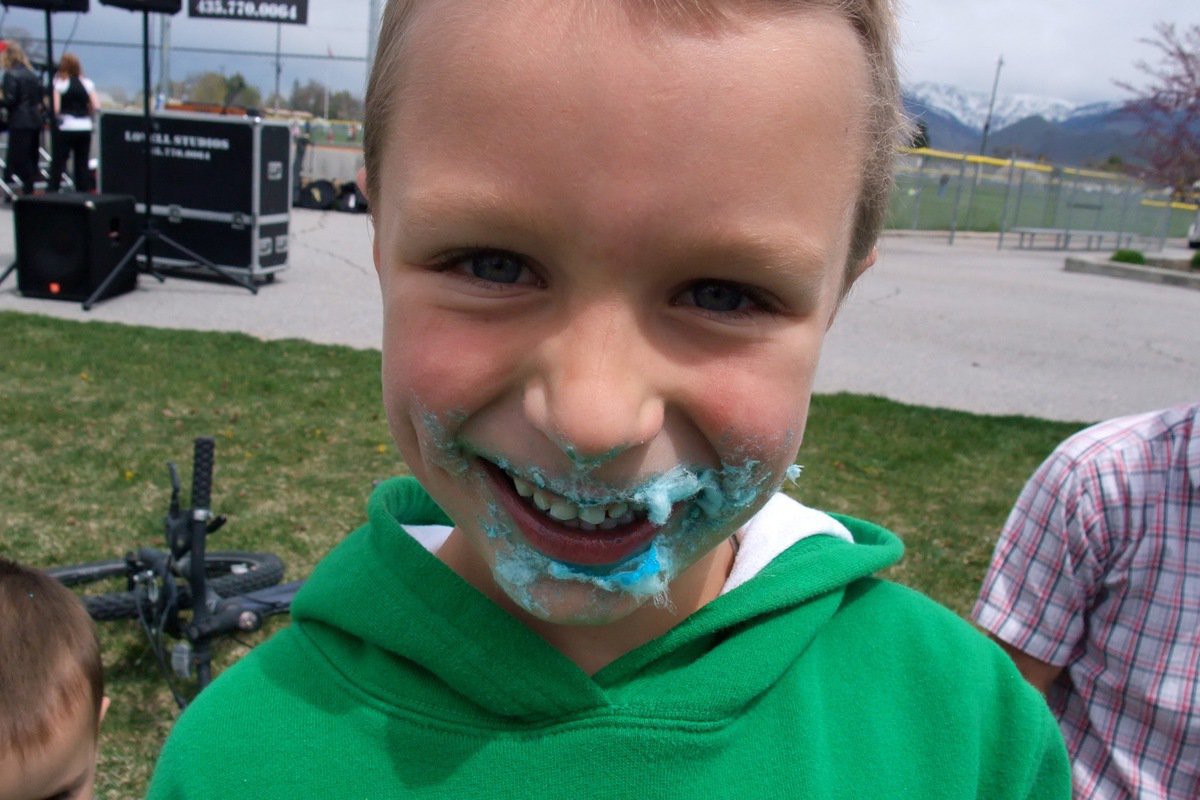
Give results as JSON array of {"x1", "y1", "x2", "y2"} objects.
[{"x1": 98, "y1": 110, "x2": 291, "y2": 281}]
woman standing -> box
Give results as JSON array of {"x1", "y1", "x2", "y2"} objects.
[
  {"x1": 2, "y1": 41, "x2": 44, "y2": 198},
  {"x1": 50, "y1": 52, "x2": 99, "y2": 193}
]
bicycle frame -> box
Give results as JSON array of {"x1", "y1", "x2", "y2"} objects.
[{"x1": 51, "y1": 436, "x2": 296, "y2": 708}]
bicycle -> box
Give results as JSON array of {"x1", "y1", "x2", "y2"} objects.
[{"x1": 47, "y1": 436, "x2": 302, "y2": 708}]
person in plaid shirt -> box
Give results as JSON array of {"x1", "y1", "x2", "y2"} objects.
[{"x1": 974, "y1": 403, "x2": 1200, "y2": 799}]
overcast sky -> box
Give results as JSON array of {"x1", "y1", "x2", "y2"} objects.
[
  {"x1": 0, "y1": 1, "x2": 1197, "y2": 106},
  {"x1": 899, "y1": 0, "x2": 1200, "y2": 103}
]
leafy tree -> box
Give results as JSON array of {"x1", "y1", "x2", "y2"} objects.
[
  {"x1": 179, "y1": 71, "x2": 262, "y2": 109},
  {"x1": 289, "y1": 78, "x2": 327, "y2": 116},
  {"x1": 327, "y1": 89, "x2": 364, "y2": 121},
  {"x1": 1117, "y1": 22, "x2": 1200, "y2": 195},
  {"x1": 287, "y1": 79, "x2": 363, "y2": 120},
  {"x1": 1091, "y1": 154, "x2": 1129, "y2": 175}
]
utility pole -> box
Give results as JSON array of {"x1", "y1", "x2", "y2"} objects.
[
  {"x1": 367, "y1": 0, "x2": 382, "y2": 79},
  {"x1": 979, "y1": 54, "x2": 1004, "y2": 156},
  {"x1": 157, "y1": 15, "x2": 171, "y2": 106},
  {"x1": 274, "y1": 23, "x2": 282, "y2": 113}
]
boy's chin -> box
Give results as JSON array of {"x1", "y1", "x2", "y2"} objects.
[{"x1": 495, "y1": 567, "x2": 667, "y2": 627}]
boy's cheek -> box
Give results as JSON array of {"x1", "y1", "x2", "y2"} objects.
[
  {"x1": 383, "y1": 322, "x2": 518, "y2": 415},
  {"x1": 685, "y1": 366, "x2": 812, "y2": 463}
]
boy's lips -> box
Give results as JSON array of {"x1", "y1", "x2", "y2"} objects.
[{"x1": 481, "y1": 460, "x2": 664, "y2": 568}]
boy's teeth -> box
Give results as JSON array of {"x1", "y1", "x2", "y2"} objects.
[
  {"x1": 548, "y1": 499, "x2": 578, "y2": 521},
  {"x1": 505, "y1": 470, "x2": 642, "y2": 527},
  {"x1": 579, "y1": 505, "x2": 607, "y2": 525}
]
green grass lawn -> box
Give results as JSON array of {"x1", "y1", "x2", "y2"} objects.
[{"x1": 0, "y1": 311, "x2": 1086, "y2": 797}]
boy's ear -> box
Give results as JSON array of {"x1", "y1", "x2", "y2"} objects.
[
  {"x1": 357, "y1": 167, "x2": 382, "y2": 272},
  {"x1": 852, "y1": 246, "x2": 878, "y2": 282},
  {"x1": 828, "y1": 246, "x2": 877, "y2": 328},
  {"x1": 99, "y1": 695, "x2": 110, "y2": 726},
  {"x1": 355, "y1": 166, "x2": 369, "y2": 202}
]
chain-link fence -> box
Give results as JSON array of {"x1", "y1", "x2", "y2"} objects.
[{"x1": 889, "y1": 148, "x2": 1198, "y2": 249}]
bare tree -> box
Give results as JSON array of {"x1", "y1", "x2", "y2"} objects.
[{"x1": 1117, "y1": 22, "x2": 1200, "y2": 196}]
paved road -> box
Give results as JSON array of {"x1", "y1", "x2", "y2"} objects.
[
  {"x1": 820, "y1": 233, "x2": 1199, "y2": 422},
  {"x1": 1, "y1": 208, "x2": 1196, "y2": 423}
]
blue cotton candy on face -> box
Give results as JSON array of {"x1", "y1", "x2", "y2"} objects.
[
  {"x1": 413, "y1": 409, "x2": 787, "y2": 615},
  {"x1": 546, "y1": 542, "x2": 671, "y2": 598},
  {"x1": 632, "y1": 467, "x2": 705, "y2": 525},
  {"x1": 631, "y1": 462, "x2": 765, "y2": 526}
]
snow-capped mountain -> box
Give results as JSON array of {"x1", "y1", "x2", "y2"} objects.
[{"x1": 905, "y1": 81, "x2": 1121, "y2": 132}]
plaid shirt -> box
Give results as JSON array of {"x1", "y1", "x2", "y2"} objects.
[{"x1": 974, "y1": 403, "x2": 1200, "y2": 800}]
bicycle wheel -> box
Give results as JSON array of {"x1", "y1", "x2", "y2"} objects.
[{"x1": 47, "y1": 552, "x2": 286, "y2": 622}]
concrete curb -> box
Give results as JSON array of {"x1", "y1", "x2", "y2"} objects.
[{"x1": 1064, "y1": 256, "x2": 1200, "y2": 291}]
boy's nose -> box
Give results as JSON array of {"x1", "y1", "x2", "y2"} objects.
[{"x1": 524, "y1": 306, "x2": 665, "y2": 466}]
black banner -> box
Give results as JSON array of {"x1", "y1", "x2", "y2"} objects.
[{"x1": 188, "y1": 0, "x2": 306, "y2": 24}]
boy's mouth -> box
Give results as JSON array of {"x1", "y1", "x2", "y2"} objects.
[{"x1": 480, "y1": 460, "x2": 663, "y2": 568}]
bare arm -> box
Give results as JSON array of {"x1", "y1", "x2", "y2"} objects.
[{"x1": 992, "y1": 635, "x2": 1063, "y2": 695}]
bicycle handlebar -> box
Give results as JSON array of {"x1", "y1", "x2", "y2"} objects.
[{"x1": 191, "y1": 436, "x2": 215, "y2": 516}]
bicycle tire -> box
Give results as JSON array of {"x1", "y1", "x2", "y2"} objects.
[{"x1": 47, "y1": 552, "x2": 286, "y2": 622}]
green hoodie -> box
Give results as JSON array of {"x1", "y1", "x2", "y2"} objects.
[{"x1": 148, "y1": 477, "x2": 1068, "y2": 798}]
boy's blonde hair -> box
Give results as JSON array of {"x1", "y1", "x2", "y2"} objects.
[
  {"x1": 362, "y1": 0, "x2": 906, "y2": 288},
  {"x1": 0, "y1": 558, "x2": 104, "y2": 758}
]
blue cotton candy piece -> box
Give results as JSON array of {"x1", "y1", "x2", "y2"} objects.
[
  {"x1": 547, "y1": 542, "x2": 670, "y2": 598},
  {"x1": 633, "y1": 467, "x2": 704, "y2": 525}
]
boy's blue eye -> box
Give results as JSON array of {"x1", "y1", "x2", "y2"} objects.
[
  {"x1": 688, "y1": 281, "x2": 749, "y2": 313},
  {"x1": 469, "y1": 252, "x2": 525, "y2": 284}
]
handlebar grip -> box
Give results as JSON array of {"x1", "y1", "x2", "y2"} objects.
[
  {"x1": 191, "y1": 437, "x2": 215, "y2": 512},
  {"x1": 190, "y1": 600, "x2": 262, "y2": 639}
]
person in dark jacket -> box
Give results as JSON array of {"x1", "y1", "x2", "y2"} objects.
[
  {"x1": 49, "y1": 52, "x2": 99, "y2": 192},
  {"x1": 2, "y1": 41, "x2": 45, "y2": 198}
]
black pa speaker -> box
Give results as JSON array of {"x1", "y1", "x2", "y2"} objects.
[
  {"x1": 15, "y1": 193, "x2": 138, "y2": 302},
  {"x1": 0, "y1": 0, "x2": 89, "y2": 10},
  {"x1": 97, "y1": 0, "x2": 180, "y2": 12}
]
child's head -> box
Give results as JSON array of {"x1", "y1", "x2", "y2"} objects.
[
  {"x1": 1, "y1": 41, "x2": 32, "y2": 72},
  {"x1": 57, "y1": 53, "x2": 82, "y2": 79},
  {"x1": 0, "y1": 558, "x2": 108, "y2": 800},
  {"x1": 362, "y1": 0, "x2": 902, "y2": 640}
]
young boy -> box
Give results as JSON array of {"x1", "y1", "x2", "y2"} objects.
[
  {"x1": 0, "y1": 558, "x2": 109, "y2": 800},
  {"x1": 150, "y1": 1, "x2": 1070, "y2": 796}
]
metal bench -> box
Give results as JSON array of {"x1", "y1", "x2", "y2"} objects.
[{"x1": 1010, "y1": 227, "x2": 1138, "y2": 251}]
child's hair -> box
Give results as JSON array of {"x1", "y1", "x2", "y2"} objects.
[
  {"x1": 57, "y1": 52, "x2": 82, "y2": 79},
  {"x1": 0, "y1": 558, "x2": 104, "y2": 758},
  {"x1": 361, "y1": 0, "x2": 907, "y2": 290},
  {"x1": 2, "y1": 40, "x2": 33, "y2": 71}
]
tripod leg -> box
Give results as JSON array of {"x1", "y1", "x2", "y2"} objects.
[
  {"x1": 155, "y1": 233, "x2": 258, "y2": 295},
  {"x1": 0, "y1": 260, "x2": 17, "y2": 288},
  {"x1": 82, "y1": 234, "x2": 145, "y2": 310}
]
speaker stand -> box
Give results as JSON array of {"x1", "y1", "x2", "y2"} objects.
[
  {"x1": 88, "y1": 6, "x2": 258, "y2": 311},
  {"x1": 83, "y1": 218, "x2": 258, "y2": 310}
]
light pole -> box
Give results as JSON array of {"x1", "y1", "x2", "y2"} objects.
[
  {"x1": 274, "y1": 22, "x2": 282, "y2": 113},
  {"x1": 367, "y1": 0, "x2": 382, "y2": 77},
  {"x1": 157, "y1": 15, "x2": 171, "y2": 106},
  {"x1": 979, "y1": 54, "x2": 1004, "y2": 156}
]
